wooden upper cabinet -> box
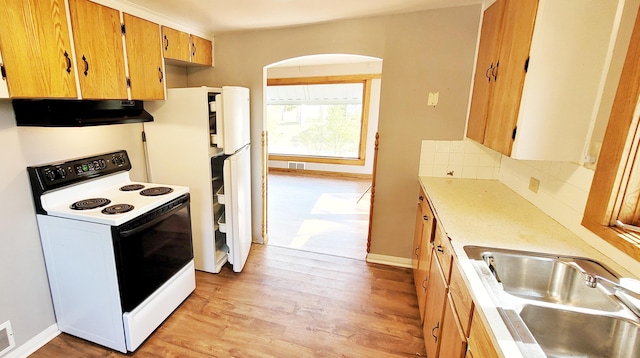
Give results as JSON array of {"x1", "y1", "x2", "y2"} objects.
[
  {"x1": 68, "y1": 0, "x2": 128, "y2": 99},
  {"x1": 483, "y1": 0, "x2": 538, "y2": 156},
  {"x1": 466, "y1": 0, "x2": 505, "y2": 144},
  {"x1": 0, "y1": 49, "x2": 10, "y2": 98},
  {"x1": 162, "y1": 26, "x2": 191, "y2": 62},
  {"x1": 0, "y1": 0, "x2": 77, "y2": 98},
  {"x1": 468, "y1": 0, "x2": 623, "y2": 161},
  {"x1": 124, "y1": 14, "x2": 165, "y2": 100},
  {"x1": 190, "y1": 35, "x2": 213, "y2": 66}
]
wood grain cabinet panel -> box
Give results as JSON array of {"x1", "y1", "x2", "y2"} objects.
[
  {"x1": 439, "y1": 294, "x2": 467, "y2": 358},
  {"x1": 466, "y1": 0, "x2": 504, "y2": 144},
  {"x1": 483, "y1": 0, "x2": 538, "y2": 156},
  {"x1": 0, "y1": 0, "x2": 77, "y2": 98},
  {"x1": 423, "y1": 254, "x2": 447, "y2": 358},
  {"x1": 123, "y1": 14, "x2": 165, "y2": 100},
  {"x1": 190, "y1": 35, "x2": 213, "y2": 66},
  {"x1": 413, "y1": 187, "x2": 436, "y2": 322},
  {"x1": 161, "y1": 26, "x2": 191, "y2": 62},
  {"x1": 467, "y1": 311, "x2": 500, "y2": 358},
  {"x1": 68, "y1": 0, "x2": 128, "y2": 99},
  {"x1": 0, "y1": 50, "x2": 8, "y2": 98}
]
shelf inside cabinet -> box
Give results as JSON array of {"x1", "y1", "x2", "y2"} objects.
[
  {"x1": 218, "y1": 211, "x2": 227, "y2": 233},
  {"x1": 216, "y1": 185, "x2": 225, "y2": 205}
]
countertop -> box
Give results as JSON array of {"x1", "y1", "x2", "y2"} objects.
[{"x1": 418, "y1": 176, "x2": 634, "y2": 357}]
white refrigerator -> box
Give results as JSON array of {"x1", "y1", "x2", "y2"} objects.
[{"x1": 144, "y1": 86, "x2": 252, "y2": 273}]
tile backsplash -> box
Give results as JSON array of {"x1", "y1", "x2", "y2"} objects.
[
  {"x1": 418, "y1": 139, "x2": 501, "y2": 179},
  {"x1": 419, "y1": 138, "x2": 640, "y2": 274}
]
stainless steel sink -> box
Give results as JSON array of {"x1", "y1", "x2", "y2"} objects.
[
  {"x1": 468, "y1": 248, "x2": 622, "y2": 311},
  {"x1": 519, "y1": 304, "x2": 640, "y2": 358},
  {"x1": 464, "y1": 245, "x2": 640, "y2": 357}
]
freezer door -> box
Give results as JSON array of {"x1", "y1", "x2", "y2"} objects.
[
  {"x1": 220, "y1": 86, "x2": 250, "y2": 155},
  {"x1": 223, "y1": 145, "x2": 252, "y2": 272}
]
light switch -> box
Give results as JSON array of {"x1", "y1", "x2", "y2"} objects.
[{"x1": 428, "y1": 92, "x2": 439, "y2": 107}]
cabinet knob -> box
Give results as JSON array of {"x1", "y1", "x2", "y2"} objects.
[
  {"x1": 414, "y1": 247, "x2": 420, "y2": 259},
  {"x1": 418, "y1": 195, "x2": 424, "y2": 201},
  {"x1": 436, "y1": 245, "x2": 444, "y2": 254},
  {"x1": 423, "y1": 215, "x2": 429, "y2": 221},
  {"x1": 485, "y1": 64, "x2": 493, "y2": 82}
]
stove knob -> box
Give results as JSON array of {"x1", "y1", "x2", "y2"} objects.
[
  {"x1": 45, "y1": 170, "x2": 56, "y2": 181},
  {"x1": 56, "y1": 167, "x2": 67, "y2": 179},
  {"x1": 99, "y1": 159, "x2": 106, "y2": 169}
]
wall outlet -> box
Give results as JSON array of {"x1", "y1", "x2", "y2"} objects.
[
  {"x1": 428, "y1": 92, "x2": 439, "y2": 106},
  {"x1": 529, "y1": 177, "x2": 540, "y2": 193}
]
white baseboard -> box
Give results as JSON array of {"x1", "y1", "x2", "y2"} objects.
[
  {"x1": 5, "y1": 324, "x2": 59, "y2": 358},
  {"x1": 365, "y1": 253, "x2": 412, "y2": 268}
]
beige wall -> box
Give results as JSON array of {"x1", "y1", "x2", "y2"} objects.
[{"x1": 187, "y1": 6, "x2": 482, "y2": 258}]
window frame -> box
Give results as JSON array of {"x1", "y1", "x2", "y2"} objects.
[
  {"x1": 266, "y1": 74, "x2": 380, "y2": 166},
  {"x1": 583, "y1": 7, "x2": 640, "y2": 261}
]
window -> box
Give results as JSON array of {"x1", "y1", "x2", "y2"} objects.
[
  {"x1": 583, "y1": 9, "x2": 640, "y2": 261},
  {"x1": 266, "y1": 75, "x2": 378, "y2": 165}
]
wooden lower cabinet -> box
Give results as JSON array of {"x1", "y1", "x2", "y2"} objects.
[
  {"x1": 440, "y1": 294, "x2": 467, "y2": 358},
  {"x1": 413, "y1": 185, "x2": 498, "y2": 358},
  {"x1": 423, "y1": 254, "x2": 447, "y2": 358},
  {"x1": 467, "y1": 310, "x2": 500, "y2": 358},
  {"x1": 413, "y1": 187, "x2": 436, "y2": 322}
]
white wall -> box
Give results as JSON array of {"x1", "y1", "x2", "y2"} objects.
[{"x1": 0, "y1": 100, "x2": 148, "y2": 355}]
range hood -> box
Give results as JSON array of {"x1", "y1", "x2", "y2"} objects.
[{"x1": 12, "y1": 99, "x2": 153, "y2": 127}]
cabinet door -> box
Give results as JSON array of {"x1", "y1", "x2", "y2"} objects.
[
  {"x1": 414, "y1": 189, "x2": 435, "y2": 322},
  {"x1": 123, "y1": 14, "x2": 164, "y2": 100},
  {"x1": 439, "y1": 294, "x2": 467, "y2": 358},
  {"x1": 468, "y1": 311, "x2": 500, "y2": 358},
  {"x1": 483, "y1": 0, "x2": 539, "y2": 156},
  {"x1": 190, "y1": 35, "x2": 213, "y2": 66},
  {"x1": 0, "y1": 0, "x2": 77, "y2": 98},
  {"x1": 162, "y1": 26, "x2": 191, "y2": 62},
  {"x1": 68, "y1": 0, "x2": 128, "y2": 99},
  {"x1": 466, "y1": 0, "x2": 504, "y2": 143},
  {"x1": 0, "y1": 51, "x2": 9, "y2": 98},
  {"x1": 423, "y1": 256, "x2": 447, "y2": 358}
]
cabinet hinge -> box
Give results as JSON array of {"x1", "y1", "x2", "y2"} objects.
[
  {"x1": 0, "y1": 64, "x2": 6, "y2": 80},
  {"x1": 121, "y1": 24, "x2": 126, "y2": 35},
  {"x1": 524, "y1": 56, "x2": 530, "y2": 73},
  {"x1": 512, "y1": 127, "x2": 517, "y2": 140},
  {"x1": 126, "y1": 77, "x2": 131, "y2": 88}
]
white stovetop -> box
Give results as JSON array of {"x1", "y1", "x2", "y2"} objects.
[{"x1": 40, "y1": 172, "x2": 189, "y2": 226}]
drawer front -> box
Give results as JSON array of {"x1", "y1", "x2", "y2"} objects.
[{"x1": 433, "y1": 224, "x2": 453, "y2": 282}]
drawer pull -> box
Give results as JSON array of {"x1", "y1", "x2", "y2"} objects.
[{"x1": 431, "y1": 322, "x2": 440, "y2": 342}]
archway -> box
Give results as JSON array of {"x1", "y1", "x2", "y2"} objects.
[{"x1": 260, "y1": 54, "x2": 383, "y2": 259}]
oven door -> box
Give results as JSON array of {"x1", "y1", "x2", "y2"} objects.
[{"x1": 112, "y1": 193, "x2": 193, "y2": 312}]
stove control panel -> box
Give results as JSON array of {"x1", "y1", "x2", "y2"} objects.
[{"x1": 28, "y1": 150, "x2": 133, "y2": 194}]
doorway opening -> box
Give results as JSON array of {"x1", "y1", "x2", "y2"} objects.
[{"x1": 262, "y1": 54, "x2": 383, "y2": 260}]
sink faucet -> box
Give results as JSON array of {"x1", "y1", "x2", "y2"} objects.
[
  {"x1": 485, "y1": 255, "x2": 503, "y2": 285},
  {"x1": 585, "y1": 273, "x2": 640, "y2": 316}
]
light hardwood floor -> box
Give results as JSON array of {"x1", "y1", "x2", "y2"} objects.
[
  {"x1": 267, "y1": 172, "x2": 371, "y2": 260},
  {"x1": 31, "y1": 245, "x2": 426, "y2": 357}
]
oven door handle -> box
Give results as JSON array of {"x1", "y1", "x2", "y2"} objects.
[{"x1": 118, "y1": 199, "x2": 189, "y2": 238}]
